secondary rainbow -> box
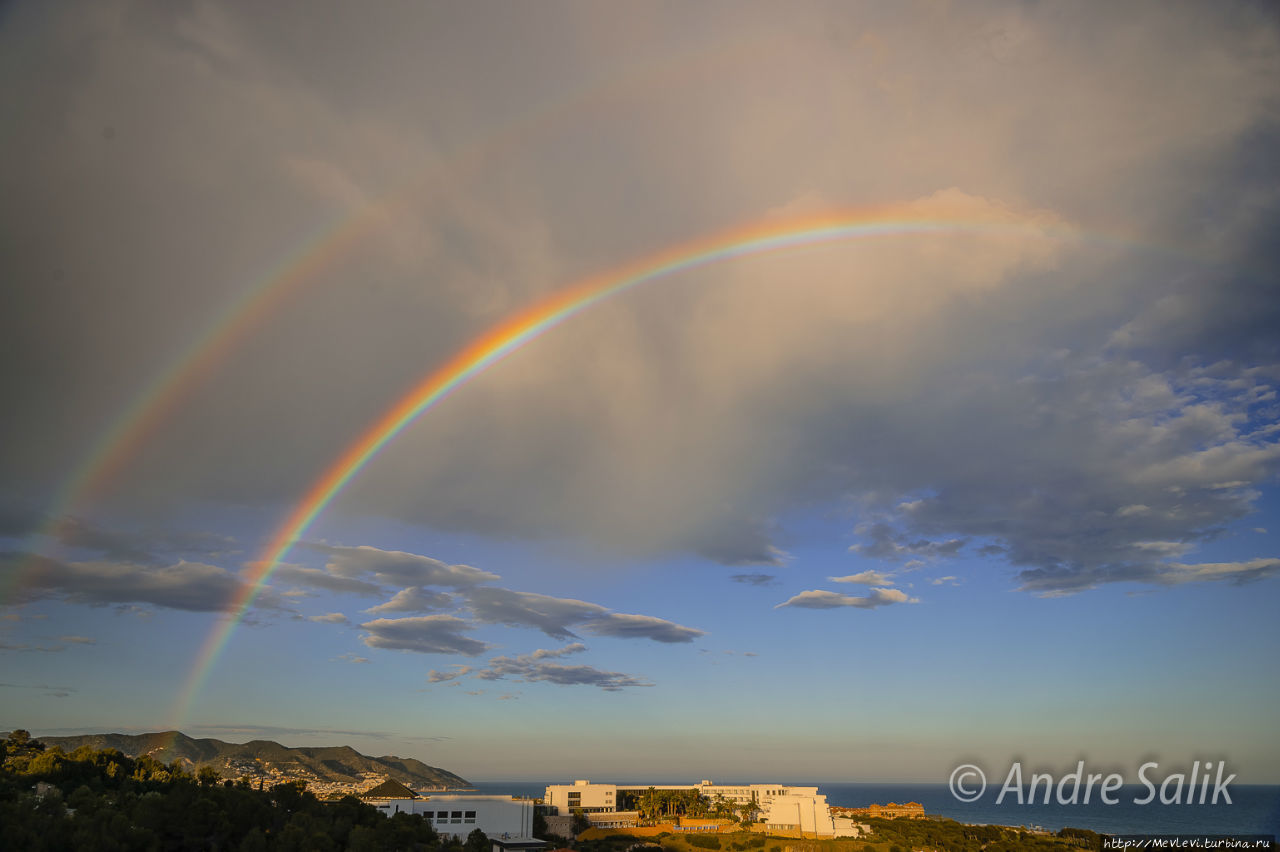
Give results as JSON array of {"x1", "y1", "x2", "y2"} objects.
[
  {"x1": 9, "y1": 32, "x2": 763, "y2": 593},
  {"x1": 168, "y1": 206, "x2": 1080, "y2": 725}
]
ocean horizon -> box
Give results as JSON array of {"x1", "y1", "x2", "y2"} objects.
[{"x1": 460, "y1": 781, "x2": 1280, "y2": 836}]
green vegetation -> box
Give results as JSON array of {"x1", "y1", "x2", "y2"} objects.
[
  {"x1": 564, "y1": 821, "x2": 1112, "y2": 852},
  {"x1": 854, "y1": 816, "x2": 1099, "y2": 851},
  {"x1": 616, "y1": 787, "x2": 764, "y2": 826},
  {"x1": 1, "y1": 730, "x2": 462, "y2": 851}
]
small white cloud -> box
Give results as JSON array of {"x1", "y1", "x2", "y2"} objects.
[
  {"x1": 57, "y1": 635, "x2": 97, "y2": 645},
  {"x1": 829, "y1": 570, "x2": 894, "y2": 586},
  {"x1": 775, "y1": 587, "x2": 920, "y2": 610},
  {"x1": 334, "y1": 653, "x2": 370, "y2": 664},
  {"x1": 427, "y1": 665, "x2": 474, "y2": 683}
]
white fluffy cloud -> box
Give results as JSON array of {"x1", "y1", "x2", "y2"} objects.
[{"x1": 776, "y1": 587, "x2": 919, "y2": 610}]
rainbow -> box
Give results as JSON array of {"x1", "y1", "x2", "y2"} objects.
[
  {"x1": 3, "y1": 33, "x2": 767, "y2": 606},
  {"x1": 168, "y1": 205, "x2": 1082, "y2": 725}
]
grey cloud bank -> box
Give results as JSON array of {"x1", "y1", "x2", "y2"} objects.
[{"x1": 0, "y1": 0, "x2": 1276, "y2": 601}]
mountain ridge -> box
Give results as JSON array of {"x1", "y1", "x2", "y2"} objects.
[{"x1": 34, "y1": 730, "x2": 470, "y2": 789}]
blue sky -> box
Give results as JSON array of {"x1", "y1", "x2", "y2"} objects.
[{"x1": 2, "y1": 0, "x2": 1279, "y2": 786}]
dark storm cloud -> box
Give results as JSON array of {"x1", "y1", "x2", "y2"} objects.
[
  {"x1": 46, "y1": 517, "x2": 239, "y2": 564},
  {"x1": 0, "y1": 0, "x2": 1277, "y2": 600}
]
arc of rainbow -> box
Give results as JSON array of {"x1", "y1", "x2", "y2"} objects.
[
  {"x1": 3, "y1": 33, "x2": 772, "y2": 606},
  {"x1": 169, "y1": 208, "x2": 1079, "y2": 725}
]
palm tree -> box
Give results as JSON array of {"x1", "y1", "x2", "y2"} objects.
[{"x1": 640, "y1": 787, "x2": 658, "y2": 824}]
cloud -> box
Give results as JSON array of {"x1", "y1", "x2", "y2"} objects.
[
  {"x1": 1, "y1": 552, "x2": 273, "y2": 613},
  {"x1": 462, "y1": 586, "x2": 705, "y2": 644},
  {"x1": 849, "y1": 525, "x2": 967, "y2": 561},
  {"x1": 830, "y1": 570, "x2": 895, "y2": 586},
  {"x1": 464, "y1": 587, "x2": 608, "y2": 640},
  {"x1": 730, "y1": 573, "x2": 777, "y2": 586},
  {"x1": 0, "y1": 682, "x2": 76, "y2": 693},
  {"x1": 44, "y1": 517, "x2": 240, "y2": 564},
  {"x1": 365, "y1": 586, "x2": 454, "y2": 615},
  {"x1": 272, "y1": 565, "x2": 383, "y2": 596},
  {"x1": 57, "y1": 635, "x2": 96, "y2": 644},
  {"x1": 0, "y1": 642, "x2": 67, "y2": 653},
  {"x1": 856, "y1": 362, "x2": 1280, "y2": 594},
  {"x1": 284, "y1": 543, "x2": 708, "y2": 649},
  {"x1": 0, "y1": 0, "x2": 1276, "y2": 602},
  {"x1": 476, "y1": 646, "x2": 652, "y2": 691},
  {"x1": 334, "y1": 653, "x2": 370, "y2": 664},
  {"x1": 530, "y1": 643, "x2": 587, "y2": 659},
  {"x1": 775, "y1": 587, "x2": 920, "y2": 610},
  {"x1": 582, "y1": 613, "x2": 705, "y2": 643},
  {"x1": 359, "y1": 615, "x2": 490, "y2": 656},
  {"x1": 309, "y1": 545, "x2": 499, "y2": 588},
  {"x1": 1019, "y1": 558, "x2": 1280, "y2": 596},
  {"x1": 183, "y1": 723, "x2": 447, "y2": 742},
  {"x1": 427, "y1": 665, "x2": 474, "y2": 683},
  {"x1": 931, "y1": 576, "x2": 961, "y2": 586},
  {"x1": 308, "y1": 612, "x2": 349, "y2": 624}
]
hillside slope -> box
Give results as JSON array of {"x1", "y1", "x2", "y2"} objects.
[{"x1": 37, "y1": 731, "x2": 469, "y2": 789}]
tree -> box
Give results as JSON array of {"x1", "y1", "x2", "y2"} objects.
[
  {"x1": 197, "y1": 765, "x2": 221, "y2": 787},
  {"x1": 465, "y1": 827, "x2": 490, "y2": 852},
  {"x1": 640, "y1": 787, "x2": 659, "y2": 824}
]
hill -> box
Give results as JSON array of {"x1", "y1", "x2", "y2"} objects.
[{"x1": 35, "y1": 730, "x2": 470, "y2": 789}]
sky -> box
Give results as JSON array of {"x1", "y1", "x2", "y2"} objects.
[{"x1": 2, "y1": 1, "x2": 1279, "y2": 787}]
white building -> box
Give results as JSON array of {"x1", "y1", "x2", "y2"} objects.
[
  {"x1": 365, "y1": 793, "x2": 538, "y2": 842},
  {"x1": 542, "y1": 780, "x2": 848, "y2": 836},
  {"x1": 758, "y1": 792, "x2": 835, "y2": 835}
]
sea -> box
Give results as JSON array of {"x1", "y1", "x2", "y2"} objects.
[{"x1": 460, "y1": 781, "x2": 1280, "y2": 837}]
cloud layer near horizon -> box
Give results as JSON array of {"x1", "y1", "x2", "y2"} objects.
[{"x1": 1, "y1": 0, "x2": 1277, "y2": 600}]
